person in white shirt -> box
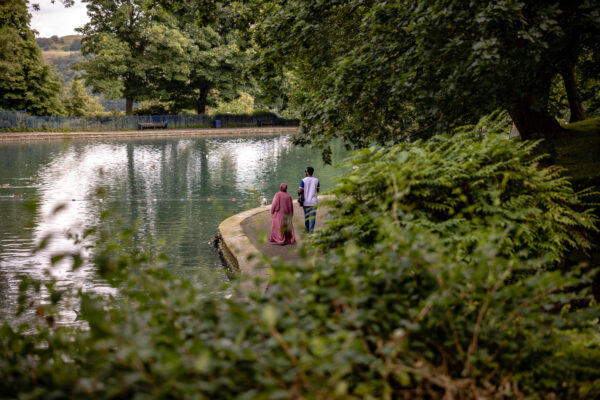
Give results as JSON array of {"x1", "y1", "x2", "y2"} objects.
[{"x1": 298, "y1": 166, "x2": 320, "y2": 233}]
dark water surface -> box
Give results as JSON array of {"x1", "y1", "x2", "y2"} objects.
[{"x1": 0, "y1": 133, "x2": 348, "y2": 322}]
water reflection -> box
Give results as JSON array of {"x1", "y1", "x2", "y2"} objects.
[{"x1": 0, "y1": 134, "x2": 348, "y2": 323}]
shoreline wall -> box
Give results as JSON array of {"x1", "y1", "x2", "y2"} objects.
[{"x1": 0, "y1": 126, "x2": 299, "y2": 143}]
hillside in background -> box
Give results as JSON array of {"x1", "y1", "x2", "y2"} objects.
[
  {"x1": 35, "y1": 35, "x2": 126, "y2": 112},
  {"x1": 45, "y1": 51, "x2": 83, "y2": 82},
  {"x1": 37, "y1": 35, "x2": 83, "y2": 81},
  {"x1": 35, "y1": 34, "x2": 81, "y2": 52}
]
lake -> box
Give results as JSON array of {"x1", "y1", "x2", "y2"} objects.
[{"x1": 0, "y1": 133, "x2": 349, "y2": 323}]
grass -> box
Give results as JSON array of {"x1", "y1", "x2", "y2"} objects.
[
  {"x1": 541, "y1": 117, "x2": 600, "y2": 184},
  {"x1": 562, "y1": 117, "x2": 600, "y2": 134}
]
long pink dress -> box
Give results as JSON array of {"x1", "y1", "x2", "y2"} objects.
[{"x1": 269, "y1": 183, "x2": 296, "y2": 244}]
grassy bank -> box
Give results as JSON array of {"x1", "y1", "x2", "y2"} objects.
[{"x1": 542, "y1": 117, "x2": 600, "y2": 185}]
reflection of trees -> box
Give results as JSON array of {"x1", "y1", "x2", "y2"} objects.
[
  {"x1": 0, "y1": 143, "x2": 56, "y2": 237},
  {"x1": 155, "y1": 140, "x2": 195, "y2": 268},
  {"x1": 119, "y1": 139, "x2": 220, "y2": 273},
  {"x1": 126, "y1": 142, "x2": 140, "y2": 225},
  {"x1": 0, "y1": 143, "x2": 124, "y2": 321},
  {"x1": 198, "y1": 139, "x2": 211, "y2": 196},
  {"x1": 0, "y1": 144, "x2": 60, "y2": 319},
  {"x1": 0, "y1": 135, "x2": 349, "y2": 321}
]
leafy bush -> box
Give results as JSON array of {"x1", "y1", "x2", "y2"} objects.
[
  {"x1": 133, "y1": 101, "x2": 173, "y2": 116},
  {"x1": 252, "y1": 109, "x2": 276, "y2": 116},
  {"x1": 313, "y1": 112, "x2": 598, "y2": 263},
  {"x1": 1, "y1": 114, "x2": 599, "y2": 399}
]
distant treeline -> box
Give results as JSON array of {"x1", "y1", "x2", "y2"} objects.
[
  {"x1": 37, "y1": 44, "x2": 127, "y2": 112},
  {"x1": 45, "y1": 52, "x2": 83, "y2": 84},
  {"x1": 35, "y1": 35, "x2": 81, "y2": 51}
]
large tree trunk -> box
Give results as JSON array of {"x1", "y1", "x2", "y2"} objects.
[
  {"x1": 511, "y1": 97, "x2": 564, "y2": 140},
  {"x1": 195, "y1": 87, "x2": 209, "y2": 115},
  {"x1": 510, "y1": 71, "x2": 564, "y2": 140},
  {"x1": 126, "y1": 97, "x2": 134, "y2": 116},
  {"x1": 561, "y1": 64, "x2": 585, "y2": 123}
]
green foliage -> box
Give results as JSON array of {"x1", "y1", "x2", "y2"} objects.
[
  {"x1": 0, "y1": 0, "x2": 64, "y2": 115},
  {"x1": 206, "y1": 91, "x2": 254, "y2": 116},
  {"x1": 133, "y1": 100, "x2": 173, "y2": 116},
  {"x1": 578, "y1": 46, "x2": 600, "y2": 118},
  {"x1": 69, "y1": 37, "x2": 81, "y2": 51},
  {"x1": 77, "y1": 0, "x2": 245, "y2": 116},
  {"x1": 564, "y1": 117, "x2": 600, "y2": 134},
  {"x1": 77, "y1": 0, "x2": 193, "y2": 114},
  {"x1": 314, "y1": 112, "x2": 597, "y2": 263},
  {"x1": 157, "y1": 3, "x2": 247, "y2": 115},
  {"x1": 34, "y1": 37, "x2": 54, "y2": 51},
  {"x1": 1, "y1": 116, "x2": 599, "y2": 398},
  {"x1": 242, "y1": 0, "x2": 600, "y2": 148},
  {"x1": 548, "y1": 52, "x2": 600, "y2": 122},
  {"x1": 45, "y1": 51, "x2": 83, "y2": 84},
  {"x1": 62, "y1": 78, "x2": 105, "y2": 116}
]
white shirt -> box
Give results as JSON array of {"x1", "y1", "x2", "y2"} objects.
[{"x1": 300, "y1": 176, "x2": 319, "y2": 207}]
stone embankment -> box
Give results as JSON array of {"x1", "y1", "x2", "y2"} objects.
[
  {"x1": 0, "y1": 126, "x2": 299, "y2": 143},
  {"x1": 218, "y1": 205, "x2": 273, "y2": 291}
]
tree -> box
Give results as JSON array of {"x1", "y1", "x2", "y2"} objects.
[
  {"x1": 69, "y1": 37, "x2": 81, "y2": 51},
  {"x1": 77, "y1": 0, "x2": 245, "y2": 116},
  {"x1": 243, "y1": 0, "x2": 600, "y2": 148},
  {"x1": 160, "y1": 23, "x2": 245, "y2": 115},
  {"x1": 62, "y1": 78, "x2": 105, "y2": 116},
  {"x1": 35, "y1": 37, "x2": 53, "y2": 50},
  {"x1": 208, "y1": 91, "x2": 254, "y2": 115},
  {"x1": 144, "y1": 1, "x2": 246, "y2": 115},
  {"x1": 576, "y1": 44, "x2": 600, "y2": 118},
  {"x1": 77, "y1": 0, "x2": 192, "y2": 115},
  {"x1": 0, "y1": 0, "x2": 64, "y2": 115},
  {"x1": 548, "y1": 45, "x2": 600, "y2": 122}
]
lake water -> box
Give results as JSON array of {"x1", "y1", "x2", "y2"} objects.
[{"x1": 0, "y1": 133, "x2": 349, "y2": 323}]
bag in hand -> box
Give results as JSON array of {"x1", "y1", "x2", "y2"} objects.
[{"x1": 298, "y1": 191, "x2": 305, "y2": 206}]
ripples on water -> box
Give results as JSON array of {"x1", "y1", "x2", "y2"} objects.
[{"x1": 0, "y1": 134, "x2": 348, "y2": 324}]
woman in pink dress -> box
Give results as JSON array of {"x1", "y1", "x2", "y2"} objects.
[{"x1": 269, "y1": 183, "x2": 296, "y2": 245}]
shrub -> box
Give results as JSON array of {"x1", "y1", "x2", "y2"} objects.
[{"x1": 313, "y1": 112, "x2": 598, "y2": 263}]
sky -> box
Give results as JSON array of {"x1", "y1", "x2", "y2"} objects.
[{"x1": 29, "y1": 0, "x2": 89, "y2": 37}]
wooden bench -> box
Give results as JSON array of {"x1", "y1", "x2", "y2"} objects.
[
  {"x1": 257, "y1": 120, "x2": 277, "y2": 127},
  {"x1": 138, "y1": 121, "x2": 168, "y2": 130}
]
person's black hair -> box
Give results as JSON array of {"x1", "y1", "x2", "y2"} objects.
[{"x1": 306, "y1": 166, "x2": 314, "y2": 176}]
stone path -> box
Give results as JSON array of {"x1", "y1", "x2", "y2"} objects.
[
  {"x1": 218, "y1": 197, "x2": 331, "y2": 290},
  {"x1": 241, "y1": 201, "x2": 327, "y2": 262}
]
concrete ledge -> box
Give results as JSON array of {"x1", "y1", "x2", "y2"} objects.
[
  {"x1": 218, "y1": 205, "x2": 272, "y2": 290},
  {"x1": 0, "y1": 126, "x2": 299, "y2": 143},
  {"x1": 218, "y1": 194, "x2": 335, "y2": 292}
]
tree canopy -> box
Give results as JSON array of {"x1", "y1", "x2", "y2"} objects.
[
  {"x1": 0, "y1": 0, "x2": 64, "y2": 115},
  {"x1": 77, "y1": 0, "x2": 245, "y2": 115},
  {"x1": 62, "y1": 78, "x2": 105, "y2": 116},
  {"x1": 159, "y1": 14, "x2": 245, "y2": 115},
  {"x1": 243, "y1": 0, "x2": 600, "y2": 150},
  {"x1": 76, "y1": 0, "x2": 192, "y2": 115}
]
